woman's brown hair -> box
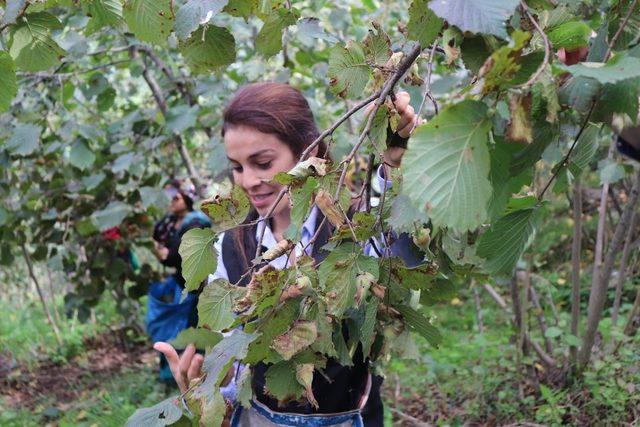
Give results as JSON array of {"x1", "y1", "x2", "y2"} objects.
[{"x1": 221, "y1": 82, "x2": 329, "y2": 159}]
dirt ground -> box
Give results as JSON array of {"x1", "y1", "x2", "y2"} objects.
[{"x1": 0, "y1": 329, "x2": 154, "y2": 410}]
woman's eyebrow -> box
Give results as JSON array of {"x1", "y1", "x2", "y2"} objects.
[{"x1": 227, "y1": 149, "x2": 276, "y2": 163}]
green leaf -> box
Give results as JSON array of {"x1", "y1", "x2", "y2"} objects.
[
  {"x1": 360, "y1": 299, "x2": 377, "y2": 357},
  {"x1": 271, "y1": 321, "x2": 317, "y2": 361},
  {"x1": 593, "y1": 78, "x2": 640, "y2": 122},
  {"x1": 386, "y1": 194, "x2": 430, "y2": 234},
  {"x1": 429, "y1": 0, "x2": 519, "y2": 39},
  {"x1": 255, "y1": 8, "x2": 297, "y2": 58},
  {"x1": 166, "y1": 105, "x2": 199, "y2": 133},
  {"x1": 139, "y1": 186, "x2": 170, "y2": 210},
  {"x1": 179, "y1": 228, "x2": 217, "y2": 292},
  {"x1": 198, "y1": 279, "x2": 244, "y2": 330},
  {"x1": 193, "y1": 330, "x2": 258, "y2": 400},
  {"x1": 125, "y1": 396, "x2": 182, "y2": 427},
  {"x1": 175, "y1": 0, "x2": 229, "y2": 40},
  {"x1": 402, "y1": 100, "x2": 492, "y2": 232},
  {"x1": 547, "y1": 21, "x2": 591, "y2": 50},
  {"x1": 481, "y1": 30, "x2": 531, "y2": 93},
  {"x1": 327, "y1": 41, "x2": 370, "y2": 99},
  {"x1": 97, "y1": 87, "x2": 116, "y2": 111},
  {"x1": 395, "y1": 304, "x2": 442, "y2": 347},
  {"x1": 179, "y1": 25, "x2": 236, "y2": 73},
  {"x1": 407, "y1": 0, "x2": 443, "y2": 47},
  {"x1": 92, "y1": 201, "x2": 130, "y2": 231},
  {"x1": 563, "y1": 333, "x2": 580, "y2": 347},
  {"x1": 264, "y1": 360, "x2": 304, "y2": 402},
  {"x1": 488, "y1": 140, "x2": 532, "y2": 220},
  {"x1": 200, "y1": 185, "x2": 251, "y2": 233},
  {"x1": 244, "y1": 299, "x2": 298, "y2": 364},
  {"x1": 558, "y1": 76, "x2": 601, "y2": 114},
  {"x1": 123, "y1": 0, "x2": 174, "y2": 45},
  {"x1": 224, "y1": 0, "x2": 257, "y2": 19},
  {"x1": 599, "y1": 160, "x2": 625, "y2": 185},
  {"x1": 545, "y1": 326, "x2": 562, "y2": 338},
  {"x1": 284, "y1": 177, "x2": 317, "y2": 241},
  {"x1": 69, "y1": 141, "x2": 95, "y2": 170},
  {"x1": 560, "y1": 53, "x2": 640, "y2": 84},
  {"x1": 460, "y1": 35, "x2": 492, "y2": 75},
  {"x1": 318, "y1": 243, "x2": 379, "y2": 317},
  {"x1": 296, "y1": 17, "x2": 338, "y2": 44},
  {"x1": 476, "y1": 206, "x2": 542, "y2": 275},
  {"x1": 7, "y1": 12, "x2": 66, "y2": 72},
  {"x1": 0, "y1": 51, "x2": 17, "y2": 113},
  {"x1": 84, "y1": 0, "x2": 124, "y2": 34},
  {"x1": 362, "y1": 22, "x2": 391, "y2": 67},
  {"x1": 568, "y1": 123, "x2": 600, "y2": 177},
  {"x1": 171, "y1": 327, "x2": 223, "y2": 350},
  {"x1": 5, "y1": 123, "x2": 41, "y2": 156},
  {"x1": 0, "y1": 207, "x2": 7, "y2": 227}
]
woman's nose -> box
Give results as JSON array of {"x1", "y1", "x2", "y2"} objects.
[{"x1": 239, "y1": 169, "x2": 262, "y2": 190}]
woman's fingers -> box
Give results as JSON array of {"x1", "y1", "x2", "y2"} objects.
[
  {"x1": 392, "y1": 91, "x2": 411, "y2": 114},
  {"x1": 178, "y1": 344, "x2": 196, "y2": 382},
  {"x1": 188, "y1": 353, "x2": 204, "y2": 382},
  {"x1": 154, "y1": 341, "x2": 187, "y2": 392}
]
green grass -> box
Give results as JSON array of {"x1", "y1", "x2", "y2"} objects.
[
  {"x1": 0, "y1": 292, "x2": 147, "y2": 367},
  {"x1": 0, "y1": 365, "x2": 165, "y2": 426}
]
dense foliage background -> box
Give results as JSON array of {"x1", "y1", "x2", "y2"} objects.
[{"x1": 1, "y1": 0, "x2": 639, "y2": 425}]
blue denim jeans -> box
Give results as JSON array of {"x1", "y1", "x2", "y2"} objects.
[{"x1": 230, "y1": 399, "x2": 364, "y2": 427}]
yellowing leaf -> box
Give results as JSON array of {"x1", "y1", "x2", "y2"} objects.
[
  {"x1": 506, "y1": 93, "x2": 533, "y2": 144},
  {"x1": 295, "y1": 363, "x2": 318, "y2": 409},
  {"x1": 315, "y1": 189, "x2": 344, "y2": 228},
  {"x1": 271, "y1": 321, "x2": 318, "y2": 361}
]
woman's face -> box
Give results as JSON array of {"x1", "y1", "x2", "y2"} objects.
[
  {"x1": 169, "y1": 192, "x2": 188, "y2": 215},
  {"x1": 224, "y1": 125, "x2": 297, "y2": 218}
]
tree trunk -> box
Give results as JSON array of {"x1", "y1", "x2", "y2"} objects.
[
  {"x1": 611, "y1": 210, "x2": 637, "y2": 327},
  {"x1": 570, "y1": 178, "x2": 583, "y2": 365},
  {"x1": 578, "y1": 170, "x2": 640, "y2": 369},
  {"x1": 623, "y1": 284, "x2": 640, "y2": 335},
  {"x1": 45, "y1": 266, "x2": 62, "y2": 327},
  {"x1": 473, "y1": 281, "x2": 484, "y2": 334},
  {"x1": 529, "y1": 285, "x2": 553, "y2": 354},
  {"x1": 21, "y1": 244, "x2": 63, "y2": 347}
]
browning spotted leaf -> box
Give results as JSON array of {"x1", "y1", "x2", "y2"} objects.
[
  {"x1": 315, "y1": 189, "x2": 344, "y2": 228},
  {"x1": 273, "y1": 157, "x2": 328, "y2": 186},
  {"x1": 200, "y1": 185, "x2": 250, "y2": 232},
  {"x1": 506, "y1": 93, "x2": 533, "y2": 144},
  {"x1": 262, "y1": 239, "x2": 294, "y2": 261},
  {"x1": 271, "y1": 320, "x2": 318, "y2": 361},
  {"x1": 295, "y1": 363, "x2": 319, "y2": 409}
]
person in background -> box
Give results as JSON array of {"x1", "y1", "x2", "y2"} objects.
[{"x1": 148, "y1": 179, "x2": 211, "y2": 386}]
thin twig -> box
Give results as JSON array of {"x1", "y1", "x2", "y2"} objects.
[
  {"x1": 412, "y1": 40, "x2": 439, "y2": 132},
  {"x1": 538, "y1": 101, "x2": 597, "y2": 201},
  {"x1": 17, "y1": 60, "x2": 130, "y2": 79},
  {"x1": 133, "y1": 47, "x2": 205, "y2": 196},
  {"x1": 519, "y1": 0, "x2": 551, "y2": 89},
  {"x1": 605, "y1": 0, "x2": 639, "y2": 60}
]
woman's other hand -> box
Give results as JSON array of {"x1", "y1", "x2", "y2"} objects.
[
  {"x1": 153, "y1": 342, "x2": 204, "y2": 393},
  {"x1": 153, "y1": 241, "x2": 170, "y2": 261},
  {"x1": 384, "y1": 91, "x2": 419, "y2": 169}
]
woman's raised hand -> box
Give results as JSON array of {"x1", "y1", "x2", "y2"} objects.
[{"x1": 153, "y1": 342, "x2": 204, "y2": 393}]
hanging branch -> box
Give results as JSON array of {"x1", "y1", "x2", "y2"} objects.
[
  {"x1": 519, "y1": 0, "x2": 552, "y2": 89},
  {"x1": 131, "y1": 47, "x2": 205, "y2": 197},
  {"x1": 538, "y1": 101, "x2": 597, "y2": 201},
  {"x1": 604, "y1": 0, "x2": 639, "y2": 61},
  {"x1": 21, "y1": 243, "x2": 63, "y2": 347},
  {"x1": 578, "y1": 169, "x2": 640, "y2": 369}
]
